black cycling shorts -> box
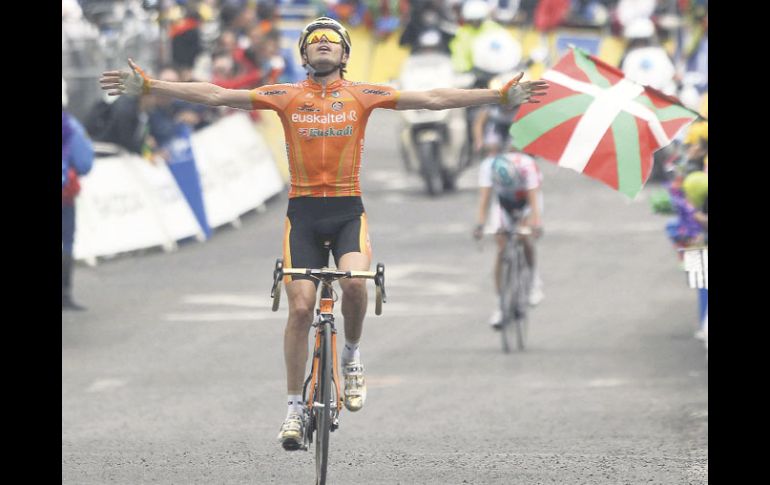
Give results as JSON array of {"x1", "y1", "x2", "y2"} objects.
[{"x1": 283, "y1": 196, "x2": 372, "y2": 283}]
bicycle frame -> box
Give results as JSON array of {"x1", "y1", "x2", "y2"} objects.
[
  {"x1": 306, "y1": 284, "x2": 343, "y2": 426},
  {"x1": 270, "y1": 259, "x2": 385, "y2": 484}
]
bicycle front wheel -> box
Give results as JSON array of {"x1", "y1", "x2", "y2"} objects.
[
  {"x1": 513, "y1": 243, "x2": 531, "y2": 351},
  {"x1": 314, "y1": 324, "x2": 332, "y2": 485},
  {"x1": 499, "y1": 254, "x2": 515, "y2": 354}
]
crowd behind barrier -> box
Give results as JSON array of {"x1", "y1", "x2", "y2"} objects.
[
  {"x1": 64, "y1": 1, "x2": 708, "y2": 332},
  {"x1": 73, "y1": 112, "x2": 284, "y2": 265},
  {"x1": 63, "y1": 1, "x2": 709, "y2": 120}
]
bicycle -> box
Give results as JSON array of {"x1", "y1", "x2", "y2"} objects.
[
  {"x1": 498, "y1": 225, "x2": 533, "y2": 353},
  {"x1": 270, "y1": 258, "x2": 387, "y2": 485}
]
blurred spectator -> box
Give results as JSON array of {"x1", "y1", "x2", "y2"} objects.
[
  {"x1": 665, "y1": 174, "x2": 704, "y2": 250},
  {"x1": 533, "y1": 0, "x2": 571, "y2": 32},
  {"x1": 234, "y1": 24, "x2": 272, "y2": 83},
  {"x1": 62, "y1": 79, "x2": 95, "y2": 311},
  {"x1": 168, "y1": 3, "x2": 204, "y2": 77},
  {"x1": 256, "y1": 0, "x2": 279, "y2": 25},
  {"x1": 489, "y1": 0, "x2": 521, "y2": 24},
  {"x1": 619, "y1": 17, "x2": 677, "y2": 95},
  {"x1": 449, "y1": 0, "x2": 507, "y2": 73},
  {"x1": 258, "y1": 29, "x2": 290, "y2": 84},
  {"x1": 213, "y1": 26, "x2": 286, "y2": 90},
  {"x1": 399, "y1": 0, "x2": 457, "y2": 54},
  {"x1": 684, "y1": 8, "x2": 707, "y2": 92},
  {"x1": 680, "y1": 119, "x2": 707, "y2": 175},
  {"x1": 316, "y1": 0, "x2": 368, "y2": 26},
  {"x1": 682, "y1": 170, "x2": 707, "y2": 238},
  {"x1": 512, "y1": 0, "x2": 540, "y2": 24},
  {"x1": 213, "y1": 27, "x2": 239, "y2": 58},
  {"x1": 85, "y1": 93, "x2": 152, "y2": 156},
  {"x1": 365, "y1": 0, "x2": 409, "y2": 38},
  {"x1": 220, "y1": 1, "x2": 257, "y2": 44},
  {"x1": 564, "y1": 0, "x2": 612, "y2": 27},
  {"x1": 147, "y1": 67, "x2": 217, "y2": 158}
]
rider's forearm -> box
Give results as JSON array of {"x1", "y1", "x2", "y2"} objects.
[
  {"x1": 472, "y1": 109, "x2": 488, "y2": 145},
  {"x1": 427, "y1": 88, "x2": 503, "y2": 110},
  {"x1": 148, "y1": 79, "x2": 234, "y2": 107},
  {"x1": 477, "y1": 187, "x2": 492, "y2": 225},
  {"x1": 526, "y1": 189, "x2": 541, "y2": 225}
]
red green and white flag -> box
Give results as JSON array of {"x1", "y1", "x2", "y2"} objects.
[{"x1": 510, "y1": 47, "x2": 701, "y2": 198}]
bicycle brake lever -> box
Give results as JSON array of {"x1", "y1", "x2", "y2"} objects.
[
  {"x1": 271, "y1": 259, "x2": 284, "y2": 298},
  {"x1": 375, "y1": 278, "x2": 387, "y2": 303},
  {"x1": 271, "y1": 271, "x2": 281, "y2": 298}
]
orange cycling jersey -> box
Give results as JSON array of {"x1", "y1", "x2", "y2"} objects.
[{"x1": 250, "y1": 78, "x2": 400, "y2": 198}]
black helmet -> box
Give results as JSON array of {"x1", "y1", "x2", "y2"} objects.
[{"x1": 298, "y1": 17, "x2": 352, "y2": 55}]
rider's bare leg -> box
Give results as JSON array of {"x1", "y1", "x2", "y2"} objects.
[
  {"x1": 284, "y1": 279, "x2": 318, "y2": 395},
  {"x1": 337, "y1": 251, "x2": 371, "y2": 346},
  {"x1": 337, "y1": 251, "x2": 371, "y2": 411},
  {"x1": 494, "y1": 232, "x2": 507, "y2": 296}
]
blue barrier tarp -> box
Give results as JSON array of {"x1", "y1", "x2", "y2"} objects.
[{"x1": 165, "y1": 125, "x2": 211, "y2": 240}]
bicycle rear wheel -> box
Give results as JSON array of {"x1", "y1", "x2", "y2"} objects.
[
  {"x1": 314, "y1": 324, "x2": 332, "y2": 485},
  {"x1": 513, "y1": 311, "x2": 528, "y2": 351}
]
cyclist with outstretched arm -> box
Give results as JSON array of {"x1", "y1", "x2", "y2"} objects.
[{"x1": 100, "y1": 17, "x2": 548, "y2": 451}]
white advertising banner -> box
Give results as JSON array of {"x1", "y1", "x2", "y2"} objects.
[
  {"x1": 73, "y1": 156, "x2": 178, "y2": 262},
  {"x1": 191, "y1": 112, "x2": 285, "y2": 228},
  {"x1": 131, "y1": 160, "x2": 204, "y2": 242}
]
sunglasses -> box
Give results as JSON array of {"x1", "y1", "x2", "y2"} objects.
[{"x1": 306, "y1": 29, "x2": 343, "y2": 46}]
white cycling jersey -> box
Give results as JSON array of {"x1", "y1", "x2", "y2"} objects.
[{"x1": 478, "y1": 152, "x2": 543, "y2": 233}]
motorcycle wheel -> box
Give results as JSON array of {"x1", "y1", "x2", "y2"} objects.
[
  {"x1": 400, "y1": 130, "x2": 416, "y2": 173},
  {"x1": 418, "y1": 140, "x2": 442, "y2": 196}
]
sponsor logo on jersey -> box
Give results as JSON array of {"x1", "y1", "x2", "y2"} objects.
[
  {"x1": 331, "y1": 101, "x2": 344, "y2": 111},
  {"x1": 291, "y1": 111, "x2": 358, "y2": 123},
  {"x1": 297, "y1": 102, "x2": 320, "y2": 112},
  {"x1": 362, "y1": 89, "x2": 391, "y2": 96},
  {"x1": 257, "y1": 89, "x2": 287, "y2": 96},
  {"x1": 298, "y1": 125, "x2": 354, "y2": 138}
]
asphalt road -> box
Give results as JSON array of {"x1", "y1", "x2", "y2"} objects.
[{"x1": 62, "y1": 109, "x2": 707, "y2": 484}]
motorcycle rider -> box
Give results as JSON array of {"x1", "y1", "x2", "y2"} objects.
[{"x1": 449, "y1": 0, "x2": 508, "y2": 79}]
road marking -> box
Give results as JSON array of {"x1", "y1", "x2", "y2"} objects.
[
  {"x1": 378, "y1": 193, "x2": 408, "y2": 204},
  {"x1": 182, "y1": 294, "x2": 270, "y2": 308},
  {"x1": 379, "y1": 263, "x2": 469, "y2": 280},
  {"x1": 164, "y1": 303, "x2": 478, "y2": 322},
  {"x1": 369, "y1": 302, "x2": 478, "y2": 316},
  {"x1": 387, "y1": 280, "x2": 483, "y2": 296},
  {"x1": 86, "y1": 379, "x2": 126, "y2": 393},
  {"x1": 366, "y1": 375, "x2": 404, "y2": 389},
  {"x1": 365, "y1": 170, "x2": 416, "y2": 190},
  {"x1": 587, "y1": 378, "x2": 626, "y2": 388},
  {"x1": 546, "y1": 220, "x2": 664, "y2": 234},
  {"x1": 163, "y1": 311, "x2": 276, "y2": 322}
]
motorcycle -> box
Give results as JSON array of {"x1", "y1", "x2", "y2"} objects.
[{"x1": 397, "y1": 29, "x2": 474, "y2": 196}]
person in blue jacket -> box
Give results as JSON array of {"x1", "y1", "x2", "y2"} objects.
[{"x1": 62, "y1": 79, "x2": 95, "y2": 311}]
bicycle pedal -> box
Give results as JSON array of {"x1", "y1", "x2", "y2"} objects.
[{"x1": 282, "y1": 439, "x2": 303, "y2": 452}]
